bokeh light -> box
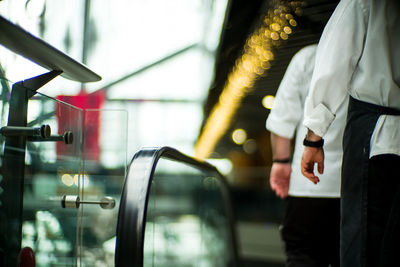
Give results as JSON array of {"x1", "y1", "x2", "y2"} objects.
[
  {"x1": 61, "y1": 174, "x2": 74, "y2": 187},
  {"x1": 262, "y1": 95, "x2": 275, "y2": 109},
  {"x1": 232, "y1": 128, "x2": 247, "y2": 145},
  {"x1": 194, "y1": 0, "x2": 304, "y2": 159},
  {"x1": 243, "y1": 139, "x2": 257, "y2": 154}
]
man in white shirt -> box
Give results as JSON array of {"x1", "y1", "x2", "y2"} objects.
[
  {"x1": 301, "y1": 1, "x2": 400, "y2": 266},
  {"x1": 266, "y1": 44, "x2": 346, "y2": 267}
]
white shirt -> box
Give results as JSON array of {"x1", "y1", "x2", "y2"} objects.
[
  {"x1": 303, "y1": 0, "x2": 400, "y2": 158},
  {"x1": 266, "y1": 44, "x2": 345, "y2": 198}
]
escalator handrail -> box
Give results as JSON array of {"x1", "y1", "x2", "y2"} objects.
[
  {"x1": 0, "y1": 15, "x2": 101, "y2": 82},
  {"x1": 115, "y1": 146, "x2": 239, "y2": 266}
]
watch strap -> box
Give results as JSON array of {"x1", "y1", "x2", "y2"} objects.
[{"x1": 303, "y1": 137, "x2": 324, "y2": 147}]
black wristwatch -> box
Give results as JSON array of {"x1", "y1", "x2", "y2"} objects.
[{"x1": 303, "y1": 137, "x2": 324, "y2": 147}]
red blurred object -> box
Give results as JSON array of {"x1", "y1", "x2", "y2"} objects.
[
  {"x1": 56, "y1": 90, "x2": 105, "y2": 162},
  {"x1": 17, "y1": 247, "x2": 36, "y2": 267}
]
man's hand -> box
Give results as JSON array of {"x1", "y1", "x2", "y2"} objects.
[
  {"x1": 270, "y1": 163, "x2": 291, "y2": 198},
  {"x1": 301, "y1": 146, "x2": 324, "y2": 184}
]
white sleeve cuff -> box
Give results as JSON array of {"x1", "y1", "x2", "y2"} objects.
[
  {"x1": 266, "y1": 115, "x2": 296, "y2": 139},
  {"x1": 303, "y1": 103, "x2": 335, "y2": 137}
]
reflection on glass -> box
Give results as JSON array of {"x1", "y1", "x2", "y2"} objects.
[
  {"x1": 0, "y1": 73, "x2": 129, "y2": 266},
  {"x1": 79, "y1": 109, "x2": 127, "y2": 266},
  {"x1": 145, "y1": 157, "x2": 235, "y2": 267},
  {"x1": 22, "y1": 91, "x2": 83, "y2": 266}
]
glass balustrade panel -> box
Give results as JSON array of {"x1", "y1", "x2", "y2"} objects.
[
  {"x1": 145, "y1": 156, "x2": 235, "y2": 267},
  {"x1": 24, "y1": 90, "x2": 84, "y2": 267},
  {"x1": 0, "y1": 75, "x2": 84, "y2": 266},
  {"x1": 79, "y1": 109, "x2": 128, "y2": 267}
]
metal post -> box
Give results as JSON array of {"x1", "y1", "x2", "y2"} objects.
[{"x1": 0, "y1": 70, "x2": 61, "y2": 266}]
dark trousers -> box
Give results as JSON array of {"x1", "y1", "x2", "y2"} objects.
[
  {"x1": 367, "y1": 154, "x2": 400, "y2": 267},
  {"x1": 281, "y1": 197, "x2": 340, "y2": 267}
]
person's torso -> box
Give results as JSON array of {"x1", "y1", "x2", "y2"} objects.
[{"x1": 350, "y1": 0, "x2": 400, "y2": 158}]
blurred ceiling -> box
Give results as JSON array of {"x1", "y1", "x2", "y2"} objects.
[{"x1": 199, "y1": 0, "x2": 339, "y2": 158}]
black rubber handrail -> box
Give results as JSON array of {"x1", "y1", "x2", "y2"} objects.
[
  {"x1": 115, "y1": 146, "x2": 239, "y2": 266},
  {"x1": 0, "y1": 15, "x2": 101, "y2": 83}
]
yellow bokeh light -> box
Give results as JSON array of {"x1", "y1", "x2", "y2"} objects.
[
  {"x1": 264, "y1": 29, "x2": 272, "y2": 38},
  {"x1": 271, "y1": 32, "x2": 279, "y2": 40},
  {"x1": 280, "y1": 32, "x2": 288, "y2": 40},
  {"x1": 194, "y1": 1, "x2": 303, "y2": 159},
  {"x1": 270, "y1": 23, "x2": 281, "y2": 31},
  {"x1": 255, "y1": 67, "x2": 264, "y2": 75},
  {"x1": 263, "y1": 50, "x2": 274, "y2": 61},
  {"x1": 262, "y1": 61, "x2": 271, "y2": 70},
  {"x1": 61, "y1": 174, "x2": 74, "y2": 187},
  {"x1": 232, "y1": 129, "x2": 247, "y2": 145},
  {"x1": 284, "y1": 26, "x2": 292, "y2": 34},
  {"x1": 262, "y1": 95, "x2": 275, "y2": 109}
]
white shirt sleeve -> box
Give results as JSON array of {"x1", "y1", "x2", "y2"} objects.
[
  {"x1": 303, "y1": 0, "x2": 368, "y2": 137},
  {"x1": 266, "y1": 45, "x2": 316, "y2": 139}
]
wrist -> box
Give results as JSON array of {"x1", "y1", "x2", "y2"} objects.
[
  {"x1": 305, "y1": 129, "x2": 322, "y2": 141},
  {"x1": 272, "y1": 158, "x2": 291, "y2": 164}
]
